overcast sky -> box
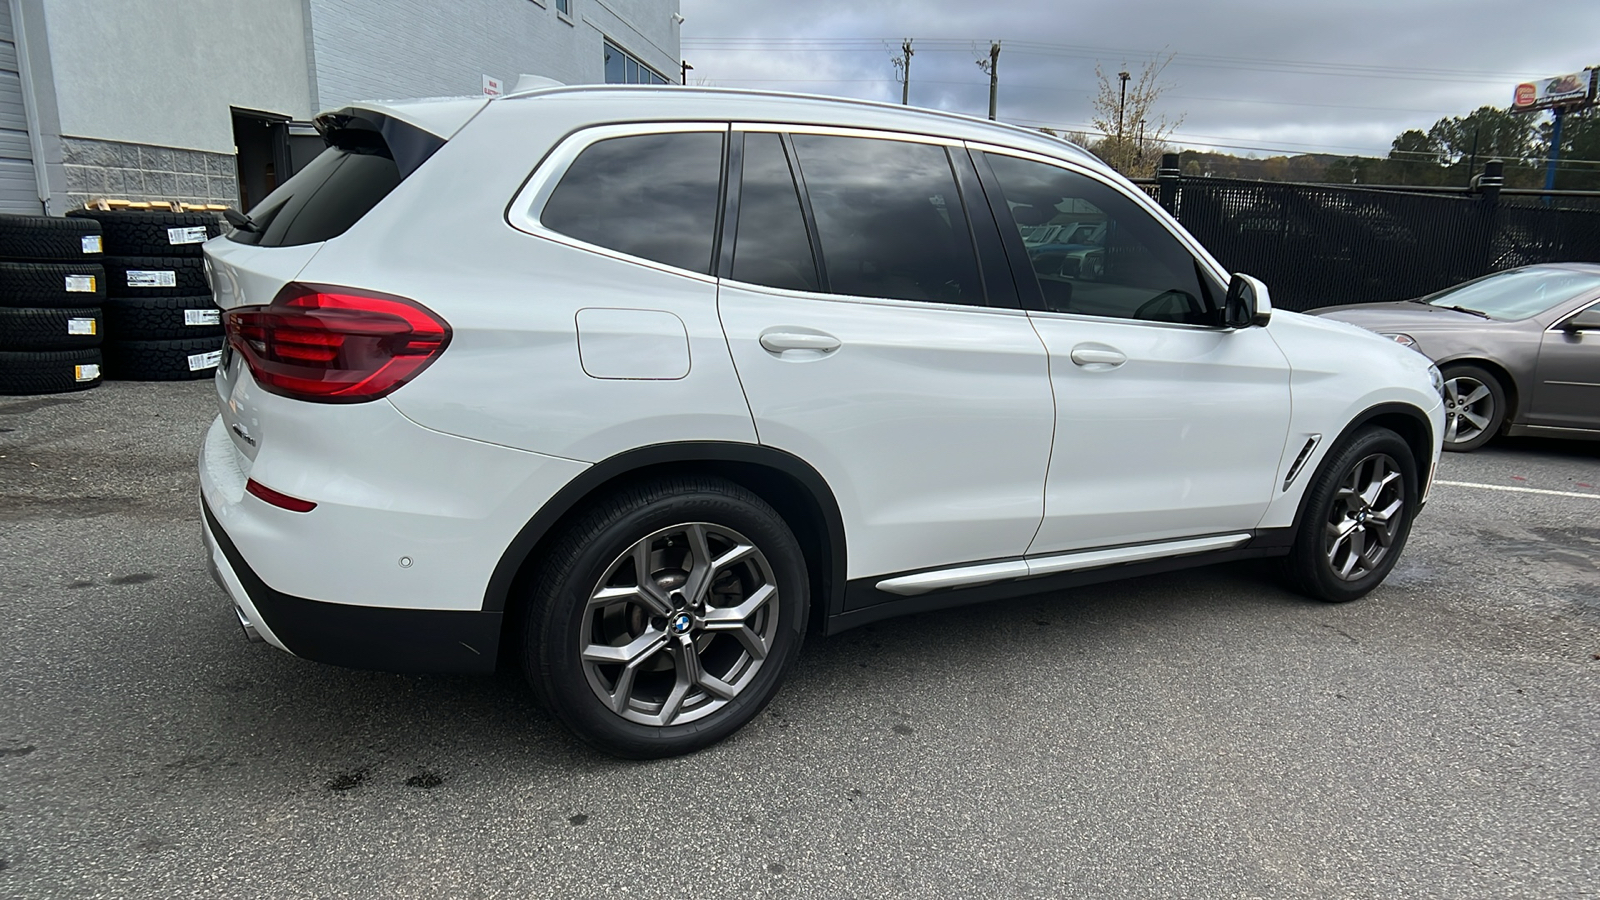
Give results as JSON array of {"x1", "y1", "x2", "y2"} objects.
[{"x1": 676, "y1": 0, "x2": 1600, "y2": 158}]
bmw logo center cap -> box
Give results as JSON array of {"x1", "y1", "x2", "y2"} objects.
[{"x1": 671, "y1": 613, "x2": 694, "y2": 635}]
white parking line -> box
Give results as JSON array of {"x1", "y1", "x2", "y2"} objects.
[{"x1": 1434, "y1": 480, "x2": 1600, "y2": 500}]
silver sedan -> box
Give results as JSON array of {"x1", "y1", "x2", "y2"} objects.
[{"x1": 1315, "y1": 263, "x2": 1600, "y2": 451}]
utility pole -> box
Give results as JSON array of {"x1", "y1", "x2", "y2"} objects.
[
  {"x1": 1137, "y1": 118, "x2": 1146, "y2": 161},
  {"x1": 680, "y1": 59, "x2": 693, "y2": 85},
  {"x1": 893, "y1": 39, "x2": 913, "y2": 105},
  {"x1": 976, "y1": 41, "x2": 1001, "y2": 120},
  {"x1": 1117, "y1": 70, "x2": 1130, "y2": 143}
]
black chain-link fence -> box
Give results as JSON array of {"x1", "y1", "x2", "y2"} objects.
[{"x1": 1137, "y1": 168, "x2": 1600, "y2": 312}]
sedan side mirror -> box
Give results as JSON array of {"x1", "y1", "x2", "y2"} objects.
[
  {"x1": 1562, "y1": 306, "x2": 1600, "y2": 332},
  {"x1": 1225, "y1": 273, "x2": 1273, "y2": 328}
]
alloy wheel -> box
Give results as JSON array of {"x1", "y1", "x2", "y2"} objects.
[
  {"x1": 1442, "y1": 374, "x2": 1494, "y2": 446},
  {"x1": 580, "y1": 522, "x2": 780, "y2": 727},
  {"x1": 1323, "y1": 452, "x2": 1405, "y2": 581}
]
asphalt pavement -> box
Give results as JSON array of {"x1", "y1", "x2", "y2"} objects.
[{"x1": 1, "y1": 382, "x2": 1596, "y2": 899}]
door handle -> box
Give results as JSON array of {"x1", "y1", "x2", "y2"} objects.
[
  {"x1": 1069, "y1": 345, "x2": 1126, "y2": 368},
  {"x1": 759, "y1": 332, "x2": 841, "y2": 353}
]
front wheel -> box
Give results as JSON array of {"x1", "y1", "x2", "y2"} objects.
[
  {"x1": 1440, "y1": 363, "x2": 1505, "y2": 452},
  {"x1": 1283, "y1": 427, "x2": 1418, "y2": 603},
  {"x1": 523, "y1": 476, "x2": 808, "y2": 758}
]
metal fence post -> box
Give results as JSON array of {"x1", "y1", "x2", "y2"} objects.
[
  {"x1": 1478, "y1": 158, "x2": 1503, "y2": 207},
  {"x1": 1157, "y1": 153, "x2": 1181, "y2": 214},
  {"x1": 1477, "y1": 159, "x2": 1504, "y2": 276}
]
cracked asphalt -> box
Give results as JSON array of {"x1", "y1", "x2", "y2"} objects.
[{"x1": 1, "y1": 382, "x2": 1597, "y2": 899}]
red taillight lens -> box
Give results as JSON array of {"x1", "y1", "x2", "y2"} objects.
[
  {"x1": 224, "y1": 283, "x2": 451, "y2": 403},
  {"x1": 245, "y1": 478, "x2": 317, "y2": 513}
]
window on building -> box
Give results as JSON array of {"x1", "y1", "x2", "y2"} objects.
[
  {"x1": 556, "y1": 0, "x2": 571, "y2": 17},
  {"x1": 603, "y1": 40, "x2": 669, "y2": 84},
  {"x1": 541, "y1": 131, "x2": 724, "y2": 274}
]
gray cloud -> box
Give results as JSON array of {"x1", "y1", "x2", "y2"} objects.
[{"x1": 679, "y1": 0, "x2": 1600, "y2": 157}]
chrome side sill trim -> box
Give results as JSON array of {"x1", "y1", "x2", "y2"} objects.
[
  {"x1": 1024, "y1": 533, "x2": 1253, "y2": 577},
  {"x1": 875, "y1": 560, "x2": 1030, "y2": 597},
  {"x1": 873, "y1": 533, "x2": 1254, "y2": 596}
]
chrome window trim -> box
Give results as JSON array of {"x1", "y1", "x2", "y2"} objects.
[
  {"x1": 1546, "y1": 296, "x2": 1600, "y2": 333},
  {"x1": 965, "y1": 140, "x2": 1233, "y2": 290},
  {"x1": 734, "y1": 122, "x2": 961, "y2": 147},
  {"x1": 507, "y1": 121, "x2": 731, "y2": 284}
]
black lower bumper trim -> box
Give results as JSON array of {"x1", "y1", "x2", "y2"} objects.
[{"x1": 203, "y1": 500, "x2": 501, "y2": 674}]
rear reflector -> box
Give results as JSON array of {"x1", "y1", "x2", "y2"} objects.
[
  {"x1": 224, "y1": 283, "x2": 451, "y2": 403},
  {"x1": 245, "y1": 478, "x2": 317, "y2": 513}
]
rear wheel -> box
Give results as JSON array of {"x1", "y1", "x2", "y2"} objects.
[
  {"x1": 523, "y1": 476, "x2": 808, "y2": 758},
  {"x1": 1283, "y1": 427, "x2": 1417, "y2": 603},
  {"x1": 1439, "y1": 363, "x2": 1505, "y2": 452}
]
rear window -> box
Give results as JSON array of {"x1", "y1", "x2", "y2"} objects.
[{"x1": 228, "y1": 110, "x2": 442, "y2": 247}]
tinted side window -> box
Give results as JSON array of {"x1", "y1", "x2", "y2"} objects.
[
  {"x1": 789, "y1": 135, "x2": 982, "y2": 305},
  {"x1": 731, "y1": 133, "x2": 819, "y2": 292},
  {"x1": 542, "y1": 132, "x2": 724, "y2": 275},
  {"x1": 985, "y1": 153, "x2": 1213, "y2": 324}
]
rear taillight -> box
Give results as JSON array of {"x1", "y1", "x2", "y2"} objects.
[
  {"x1": 223, "y1": 283, "x2": 451, "y2": 403},
  {"x1": 245, "y1": 478, "x2": 317, "y2": 513}
]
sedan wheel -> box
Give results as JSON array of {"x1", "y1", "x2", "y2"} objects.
[
  {"x1": 524, "y1": 477, "x2": 808, "y2": 758},
  {"x1": 1440, "y1": 364, "x2": 1506, "y2": 452}
]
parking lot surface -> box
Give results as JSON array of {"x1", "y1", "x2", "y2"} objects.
[{"x1": 2, "y1": 382, "x2": 1596, "y2": 899}]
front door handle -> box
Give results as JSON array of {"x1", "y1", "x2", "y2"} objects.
[
  {"x1": 1069, "y1": 344, "x2": 1127, "y2": 368},
  {"x1": 759, "y1": 332, "x2": 841, "y2": 353}
]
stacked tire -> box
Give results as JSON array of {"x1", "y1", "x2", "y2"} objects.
[
  {"x1": 0, "y1": 214, "x2": 108, "y2": 396},
  {"x1": 67, "y1": 209, "x2": 224, "y2": 381}
]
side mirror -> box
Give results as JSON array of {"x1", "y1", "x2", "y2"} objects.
[
  {"x1": 1562, "y1": 306, "x2": 1600, "y2": 333},
  {"x1": 1225, "y1": 273, "x2": 1273, "y2": 328}
]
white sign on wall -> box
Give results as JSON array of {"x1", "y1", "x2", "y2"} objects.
[{"x1": 482, "y1": 75, "x2": 503, "y2": 97}]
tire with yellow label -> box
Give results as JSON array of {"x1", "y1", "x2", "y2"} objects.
[
  {"x1": 0, "y1": 306, "x2": 103, "y2": 350},
  {"x1": 0, "y1": 261, "x2": 107, "y2": 308},
  {"x1": 0, "y1": 214, "x2": 104, "y2": 263},
  {"x1": 0, "y1": 348, "x2": 103, "y2": 395}
]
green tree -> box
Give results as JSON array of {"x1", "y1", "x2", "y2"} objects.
[
  {"x1": 1384, "y1": 129, "x2": 1445, "y2": 184},
  {"x1": 1088, "y1": 53, "x2": 1184, "y2": 177}
]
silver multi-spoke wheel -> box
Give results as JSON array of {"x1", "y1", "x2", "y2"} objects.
[
  {"x1": 1442, "y1": 374, "x2": 1494, "y2": 447},
  {"x1": 580, "y1": 522, "x2": 780, "y2": 727},
  {"x1": 1324, "y1": 453, "x2": 1404, "y2": 582}
]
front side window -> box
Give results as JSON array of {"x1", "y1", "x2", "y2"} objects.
[
  {"x1": 541, "y1": 131, "x2": 723, "y2": 274},
  {"x1": 985, "y1": 152, "x2": 1214, "y2": 324},
  {"x1": 789, "y1": 134, "x2": 982, "y2": 306}
]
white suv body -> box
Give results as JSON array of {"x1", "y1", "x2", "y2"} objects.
[{"x1": 199, "y1": 87, "x2": 1444, "y2": 756}]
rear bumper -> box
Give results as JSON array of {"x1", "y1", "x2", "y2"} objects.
[{"x1": 201, "y1": 499, "x2": 502, "y2": 674}]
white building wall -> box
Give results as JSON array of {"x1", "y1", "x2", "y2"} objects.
[
  {"x1": 307, "y1": 0, "x2": 679, "y2": 111},
  {"x1": 41, "y1": 0, "x2": 313, "y2": 154}
]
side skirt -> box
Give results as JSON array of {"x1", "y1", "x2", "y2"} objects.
[{"x1": 825, "y1": 529, "x2": 1294, "y2": 635}]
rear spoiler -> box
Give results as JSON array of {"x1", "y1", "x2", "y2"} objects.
[{"x1": 312, "y1": 109, "x2": 446, "y2": 179}]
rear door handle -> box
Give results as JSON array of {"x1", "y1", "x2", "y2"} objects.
[
  {"x1": 1069, "y1": 345, "x2": 1127, "y2": 368},
  {"x1": 759, "y1": 332, "x2": 841, "y2": 353}
]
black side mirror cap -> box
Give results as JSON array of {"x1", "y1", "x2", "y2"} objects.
[{"x1": 1225, "y1": 273, "x2": 1273, "y2": 328}]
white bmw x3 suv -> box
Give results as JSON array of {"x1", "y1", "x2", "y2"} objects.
[{"x1": 199, "y1": 86, "x2": 1444, "y2": 757}]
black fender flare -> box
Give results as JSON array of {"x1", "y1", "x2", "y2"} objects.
[{"x1": 481, "y1": 441, "x2": 847, "y2": 618}]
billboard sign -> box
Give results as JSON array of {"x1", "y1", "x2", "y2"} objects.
[{"x1": 1512, "y1": 71, "x2": 1593, "y2": 111}]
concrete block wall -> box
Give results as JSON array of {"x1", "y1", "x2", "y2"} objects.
[{"x1": 60, "y1": 137, "x2": 238, "y2": 211}]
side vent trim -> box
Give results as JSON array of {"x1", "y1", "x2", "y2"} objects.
[{"x1": 1283, "y1": 434, "x2": 1321, "y2": 491}]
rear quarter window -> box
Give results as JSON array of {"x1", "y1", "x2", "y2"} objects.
[{"x1": 540, "y1": 131, "x2": 725, "y2": 275}]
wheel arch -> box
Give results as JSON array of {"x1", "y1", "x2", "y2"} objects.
[
  {"x1": 485, "y1": 441, "x2": 847, "y2": 644},
  {"x1": 1434, "y1": 356, "x2": 1521, "y2": 430},
  {"x1": 1289, "y1": 402, "x2": 1436, "y2": 536}
]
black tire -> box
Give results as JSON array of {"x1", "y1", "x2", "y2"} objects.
[
  {"x1": 66, "y1": 209, "x2": 221, "y2": 257},
  {"x1": 524, "y1": 476, "x2": 809, "y2": 758},
  {"x1": 0, "y1": 306, "x2": 103, "y2": 350},
  {"x1": 0, "y1": 214, "x2": 103, "y2": 262},
  {"x1": 0, "y1": 261, "x2": 107, "y2": 308},
  {"x1": 1439, "y1": 363, "x2": 1506, "y2": 453},
  {"x1": 103, "y1": 336, "x2": 223, "y2": 381},
  {"x1": 104, "y1": 295, "x2": 222, "y2": 340},
  {"x1": 0, "y1": 348, "x2": 103, "y2": 395},
  {"x1": 102, "y1": 256, "x2": 207, "y2": 298},
  {"x1": 1282, "y1": 427, "x2": 1418, "y2": 603}
]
